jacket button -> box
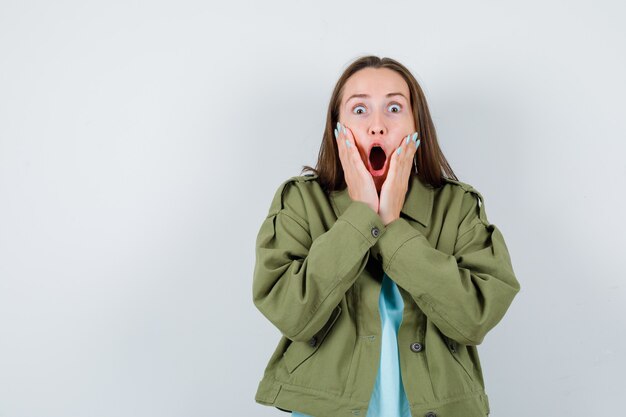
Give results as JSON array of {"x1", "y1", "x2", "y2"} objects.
[
  {"x1": 425, "y1": 412, "x2": 437, "y2": 417},
  {"x1": 308, "y1": 336, "x2": 318, "y2": 347},
  {"x1": 371, "y1": 227, "x2": 380, "y2": 238},
  {"x1": 410, "y1": 342, "x2": 423, "y2": 352}
]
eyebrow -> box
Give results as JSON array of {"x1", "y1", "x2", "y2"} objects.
[{"x1": 345, "y1": 92, "x2": 408, "y2": 103}]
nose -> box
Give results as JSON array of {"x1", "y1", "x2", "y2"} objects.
[{"x1": 369, "y1": 113, "x2": 387, "y2": 136}]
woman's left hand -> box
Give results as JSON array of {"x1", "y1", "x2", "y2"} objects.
[{"x1": 378, "y1": 132, "x2": 421, "y2": 226}]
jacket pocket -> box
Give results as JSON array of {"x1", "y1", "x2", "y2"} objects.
[
  {"x1": 283, "y1": 305, "x2": 342, "y2": 374},
  {"x1": 444, "y1": 336, "x2": 476, "y2": 384}
]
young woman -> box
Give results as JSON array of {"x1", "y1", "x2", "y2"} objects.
[{"x1": 252, "y1": 55, "x2": 521, "y2": 417}]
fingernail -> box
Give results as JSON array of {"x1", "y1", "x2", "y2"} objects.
[
  {"x1": 334, "y1": 128, "x2": 338, "y2": 138},
  {"x1": 397, "y1": 146, "x2": 402, "y2": 155},
  {"x1": 412, "y1": 132, "x2": 419, "y2": 142},
  {"x1": 415, "y1": 139, "x2": 421, "y2": 149},
  {"x1": 346, "y1": 139, "x2": 351, "y2": 148},
  {"x1": 337, "y1": 122, "x2": 341, "y2": 132},
  {"x1": 342, "y1": 126, "x2": 347, "y2": 135},
  {"x1": 405, "y1": 134, "x2": 410, "y2": 144}
]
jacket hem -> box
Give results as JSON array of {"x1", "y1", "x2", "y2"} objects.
[{"x1": 255, "y1": 376, "x2": 490, "y2": 417}]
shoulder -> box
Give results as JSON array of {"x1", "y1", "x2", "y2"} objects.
[
  {"x1": 266, "y1": 173, "x2": 320, "y2": 219},
  {"x1": 440, "y1": 177, "x2": 489, "y2": 226},
  {"x1": 441, "y1": 176, "x2": 483, "y2": 196},
  {"x1": 441, "y1": 177, "x2": 485, "y2": 204}
]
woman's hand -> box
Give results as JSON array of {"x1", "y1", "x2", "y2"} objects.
[
  {"x1": 334, "y1": 122, "x2": 379, "y2": 214},
  {"x1": 378, "y1": 132, "x2": 421, "y2": 226}
]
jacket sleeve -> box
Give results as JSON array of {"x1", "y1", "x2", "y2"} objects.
[
  {"x1": 369, "y1": 186, "x2": 521, "y2": 346},
  {"x1": 252, "y1": 178, "x2": 386, "y2": 343}
]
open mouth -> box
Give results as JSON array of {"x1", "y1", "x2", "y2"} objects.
[{"x1": 369, "y1": 145, "x2": 387, "y2": 170}]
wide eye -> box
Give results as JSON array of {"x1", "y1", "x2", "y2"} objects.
[
  {"x1": 388, "y1": 103, "x2": 401, "y2": 113},
  {"x1": 353, "y1": 105, "x2": 366, "y2": 115}
]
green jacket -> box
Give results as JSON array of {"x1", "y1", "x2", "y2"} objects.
[{"x1": 252, "y1": 173, "x2": 520, "y2": 417}]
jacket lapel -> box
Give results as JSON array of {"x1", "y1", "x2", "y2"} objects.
[{"x1": 329, "y1": 175, "x2": 434, "y2": 228}]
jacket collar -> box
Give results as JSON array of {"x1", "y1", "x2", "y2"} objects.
[{"x1": 329, "y1": 175, "x2": 435, "y2": 228}]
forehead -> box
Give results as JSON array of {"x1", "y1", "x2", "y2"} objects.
[{"x1": 342, "y1": 67, "x2": 409, "y2": 100}]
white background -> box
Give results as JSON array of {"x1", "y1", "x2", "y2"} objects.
[{"x1": 1, "y1": 0, "x2": 625, "y2": 416}]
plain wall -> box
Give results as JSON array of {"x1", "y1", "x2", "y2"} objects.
[{"x1": 1, "y1": 0, "x2": 625, "y2": 416}]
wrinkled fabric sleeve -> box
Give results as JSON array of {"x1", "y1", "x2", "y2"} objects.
[
  {"x1": 370, "y1": 188, "x2": 520, "y2": 346},
  {"x1": 252, "y1": 179, "x2": 385, "y2": 342}
]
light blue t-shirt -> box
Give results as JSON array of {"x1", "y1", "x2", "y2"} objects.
[{"x1": 292, "y1": 273, "x2": 412, "y2": 417}]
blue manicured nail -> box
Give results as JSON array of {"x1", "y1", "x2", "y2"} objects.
[
  {"x1": 337, "y1": 122, "x2": 341, "y2": 132},
  {"x1": 342, "y1": 126, "x2": 347, "y2": 134},
  {"x1": 346, "y1": 139, "x2": 351, "y2": 148},
  {"x1": 397, "y1": 146, "x2": 402, "y2": 155},
  {"x1": 415, "y1": 139, "x2": 421, "y2": 148},
  {"x1": 334, "y1": 128, "x2": 338, "y2": 138},
  {"x1": 405, "y1": 134, "x2": 410, "y2": 144},
  {"x1": 412, "y1": 132, "x2": 419, "y2": 142}
]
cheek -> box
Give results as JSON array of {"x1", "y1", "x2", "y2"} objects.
[
  {"x1": 343, "y1": 121, "x2": 365, "y2": 145},
  {"x1": 406, "y1": 118, "x2": 417, "y2": 133},
  {"x1": 399, "y1": 117, "x2": 415, "y2": 130}
]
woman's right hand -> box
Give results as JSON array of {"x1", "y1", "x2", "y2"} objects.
[{"x1": 334, "y1": 122, "x2": 379, "y2": 214}]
